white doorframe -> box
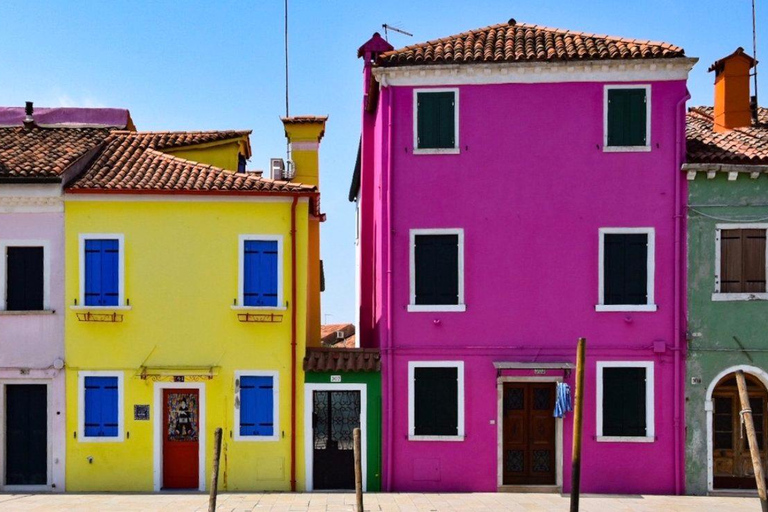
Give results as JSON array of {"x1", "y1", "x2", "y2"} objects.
[
  {"x1": 497, "y1": 376, "x2": 563, "y2": 489},
  {"x1": 0, "y1": 379, "x2": 53, "y2": 491},
  {"x1": 304, "y1": 383, "x2": 367, "y2": 492},
  {"x1": 153, "y1": 382, "x2": 206, "y2": 492}
]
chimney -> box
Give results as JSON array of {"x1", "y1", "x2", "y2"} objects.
[
  {"x1": 23, "y1": 101, "x2": 35, "y2": 129},
  {"x1": 709, "y1": 48, "x2": 757, "y2": 132},
  {"x1": 281, "y1": 116, "x2": 328, "y2": 187}
]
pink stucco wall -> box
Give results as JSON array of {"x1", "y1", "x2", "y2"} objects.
[{"x1": 360, "y1": 76, "x2": 689, "y2": 494}]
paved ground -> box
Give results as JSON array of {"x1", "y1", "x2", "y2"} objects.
[{"x1": 0, "y1": 492, "x2": 759, "y2": 511}]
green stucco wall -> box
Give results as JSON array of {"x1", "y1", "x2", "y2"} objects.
[
  {"x1": 685, "y1": 172, "x2": 768, "y2": 494},
  {"x1": 305, "y1": 371, "x2": 382, "y2": 491}
]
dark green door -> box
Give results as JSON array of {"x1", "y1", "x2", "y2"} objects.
[{"x1": 5, "y1": 385, "x2": 47, "y2": 485}]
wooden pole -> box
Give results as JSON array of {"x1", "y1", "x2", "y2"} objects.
[
  {"x1": 570, "y1": 338, "x2": 586, "y2": 512},
  {"x1": 735, "y1": 370, "x2": 768, "y2": 512},
  {"x1": 208, "y1": 427, "x2": 223, "y2": 512},
  {"x1": 354, "y1": 427, "x2": 363, "y2": 512}
]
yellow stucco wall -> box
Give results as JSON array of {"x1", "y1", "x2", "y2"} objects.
[
  {"x1": 163, "y1": 140, "x2": 245, "y2": 171},
  {"x1": 64, "y1": 197, "x2": 310, "y2": 491}
]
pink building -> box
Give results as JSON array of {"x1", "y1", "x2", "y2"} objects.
[{"x1": 352, "y1": 21, "x2": 697, "y2": 494}]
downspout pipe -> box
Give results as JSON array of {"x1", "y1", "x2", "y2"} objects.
[
  {"x1": 290, "y1": 195, "x2": 298, "y2": 492},
  {"x1": 384, "y1": 81, "x2": 395, "y2": 492}
]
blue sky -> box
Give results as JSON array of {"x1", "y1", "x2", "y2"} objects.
[{"x1": 1, "y1": 1, "x2": 765, "y2": 323}]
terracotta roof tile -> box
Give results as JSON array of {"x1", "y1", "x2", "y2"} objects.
[
  {"x1": 320, "y1": 323, "x2": 356, "y2": 347},
  {"x1": 303, "y1": 347, "x2": 380, "y2": 372},
  {"x1": 686, "y1": 107, "x2": 768, "y2": 165},
  {"x1": 379, "y1": 20, "x2": 686, "y2": 67}
]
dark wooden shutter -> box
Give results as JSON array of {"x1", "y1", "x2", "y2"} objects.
[
  {"x1": 414, "y1": 234, "x2": 459, "y2": 305},
  {"x1": 414, "y1": 367, "x2": 459, "y2": 436},
  {"x1": 607, "y1": 89, "x2": 647, "y2": 147},
  {"x1": 417, "y1": 92, "x2": 455, "y2": 149},
  {"x1": 604, "y1": 234, "x2": 648, "y2": 305},
  {"x1": 721, "y1": 229, "x2": 767, "y2": 293},
  {"x1": 603, "y1": 367, "x2": 647, "y2": 437},
  {"x1": 6, "y1": 247, "x2": 44, "y2": 311}
]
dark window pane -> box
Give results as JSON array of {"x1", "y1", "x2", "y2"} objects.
[
  {"x1": 414, "y1": 234, "x2": 459, "y2": 305},
  {"x1": 604, "y1": 234, "x2": 648, "y2": 305},
  {"x1": 715, "y1": 432, "x2": 733, "y2": 450},
  {"x1": 602, "y1": 366, "x2": 647, "y2": 437},
  {"x1": 6, "y1": 247, "x2": 44, "y2": 311},
  {"x1": 414, "y1": 366, "x2": 459, "y2": 436}
]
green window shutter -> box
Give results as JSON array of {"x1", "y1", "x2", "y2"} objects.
[
  {"x1": 607, "y1": 89, "x2": 647, "y2": 147},
  {"x1": 417, "y1": 91, "x2": 455, "y2": 149}
]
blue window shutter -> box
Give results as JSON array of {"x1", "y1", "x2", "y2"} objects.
[
  {"x1": 84, "y1": 240, "x2": 103, "y2": 306},
  {"x1": 243, "y1": 241, "x2": 278, "y2": 307},
  {"x1": 84, "y1": 239, "x2": 120, "y2": 306},
  {"x1": 84, "y1": 376, "x2": 119, "y2": 437},
  {"x1": 239, "y1": 377, "x2": 257, "y2": 436},
  {"x1": 239, "y1": 376, "x2": 274, "y2": 437}
]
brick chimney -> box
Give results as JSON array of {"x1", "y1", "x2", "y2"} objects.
[{"x1": 709, "y1": 47, "x2": 757, "y2": 132}]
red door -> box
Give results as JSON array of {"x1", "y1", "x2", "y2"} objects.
[{"x1": 162, "y1": 389, "x2": 199, "y2": 489}]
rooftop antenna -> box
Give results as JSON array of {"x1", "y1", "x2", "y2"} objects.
[
  {"x1": 751, "y1": 0, "x2": 759, "y2": 122},
  {"x1": 382, "y1": 23, "x2": 413, "y2": 42}
]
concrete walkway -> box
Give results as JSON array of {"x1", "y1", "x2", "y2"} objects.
[{"x1": 0, "y1": 492, "x2": 759, "y2": 511}]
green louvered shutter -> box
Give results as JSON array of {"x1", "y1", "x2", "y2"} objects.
[
  {"x1": 417, "y1": 91, "x2": 455, "y2": 149},
  {"x1": 607, "y1": 89, "x2": 647, "y2": 147}
]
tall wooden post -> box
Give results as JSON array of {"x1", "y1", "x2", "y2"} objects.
[
  {"x1": 570, "y1": 338, "x2": 586, "y2": 512},
  {"x1": 208, "y1": 427, "x2": 223, "y2": 512},
  {"x1": 735, "y1": 370, "x2": 768, "y2": 512},
  {"x1": 354, "y1": 427, "x2": 364, "y2": 512}
]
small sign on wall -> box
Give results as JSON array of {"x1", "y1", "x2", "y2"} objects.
[
  {"x1": 174, "y1": 376, "x2": 185, "y2": 382},
  {"x1": 134, "y1": 404, "x2": 150, "y2": 421},
  {"x1": 330, "y1": 375, "x2": 342, "y2": 383}
]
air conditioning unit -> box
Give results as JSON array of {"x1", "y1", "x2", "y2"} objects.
[
  {"x1": 283, "y1": 160, "x2": 296, "y2": 180},
  {"x1": 270, "y1": 158, "x2": 285, "y2": 180}
]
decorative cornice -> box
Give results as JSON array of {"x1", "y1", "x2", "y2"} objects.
[
  {"x1": 0, "y1": 195, "x2": 63, "y2": 213},
  {"x1": 683, "y1": 163, "x2": 768, "y2": 181}
]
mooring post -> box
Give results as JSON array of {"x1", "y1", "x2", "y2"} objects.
[
  {"x1": 570, "y1": 337, "x2": 586, "y2": 512},
  {"x1": 209, "y1": 427, "x2": 223, "y2": 512},
  {"x1": 354, "y1": 427, "x2": 364, "y2": 512},
  {"x1": 735, "y1": 370, "x2": 768, "y2": 512}
]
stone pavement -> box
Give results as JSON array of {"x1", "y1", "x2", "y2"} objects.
[{"x1": 0, "y1": 492, "x2": 758, "y2": 511}]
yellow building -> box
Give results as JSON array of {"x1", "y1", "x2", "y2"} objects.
[{"x1": 63, "y1": 119, "x2": 327, "y2": 491}]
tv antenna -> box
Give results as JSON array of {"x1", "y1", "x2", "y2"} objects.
[
  {"x1": 751, "y1": 0, "x2": 759, "y2": 121},
  {"x1": 382, "y1": 24, "x2": 413, "y2": 41}
]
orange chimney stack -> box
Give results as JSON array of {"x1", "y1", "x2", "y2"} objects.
[{"x1": 709, "y1": 47, "x2": 757, "y2": 132}]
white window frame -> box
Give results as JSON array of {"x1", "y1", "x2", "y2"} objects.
[
  {"x1": 596, "y1": 227, "x2": 657, "y2": 312},
  {"x1": 408, "y1": 361, "x2": 465, "y2": 441},
  {"x1": 233, "y1": 370, "x2": 279, "y2": 442},
  {"x1": 234, "y1": 235, "x2": 286, "y2": 310},
  {"x1": 413, "y1": 88, "x2": 460, "y2": 155},
  {"x1": 408, "y1": 229, "x2": 465, "y2": 312},
  {"x1": 0, "y1": 239, "x2": 51, "y2": 312},
  {"x1": 78, "y1": 371, "x2": 125, "y2": 443},
  {"x1": 603, "y1": 84, "x2": 652, "y2": 152},
  {"x1": 74, "y1": 234, "x2": 128, "y2": 310},
  {"x1": 596, "y1": 361, "x2": 655, "y2": 443},
  {"x1": 713, "y1": 223, "x2": 768, "y2": 301}
]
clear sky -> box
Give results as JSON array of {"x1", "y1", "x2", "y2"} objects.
[{"x1": 1, "y1": 1, "x2": 765, "y2": 323}]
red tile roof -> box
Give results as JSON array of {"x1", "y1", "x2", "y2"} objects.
[
  {"x1": 303, "y1": 348, "x2": 380, "y2": 372},
  {"x1": 379, "y1": 20, "x2": 686, "y2": 67},
  {"x1": 0, "y1": 126, "x2": 112, "y2": 179},
  {"x1": 320, "y1": 324, "x2": 356, "y2": 348},
  {"x1": 686, "y1": 107, "x2": 768, "y2": 165}
]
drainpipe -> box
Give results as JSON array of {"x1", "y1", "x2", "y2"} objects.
[
  {"x1": 384, "y1": 81, "x2": 395, "y2": 492},
  {"x1": 290, "y1": 195, "x2": 298, "y2": 492},
  {"x1": 673, "y1": 89, "x2": 691, "y2": 495}
]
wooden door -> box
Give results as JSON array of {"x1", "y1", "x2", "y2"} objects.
[
  {"x1": 162, "y1": 389, "x2": 199, "y2": 489},
  {"x1": 312, "y1": 390, "x2": 361, "y2": 490},
  {"x1": 5, "y1": 385, "x2": 47, "y2": 485},
  {"x1": 713, "y1": 375, "x2": 768, "y2": 489},
  {"x1": 502, "y1": 383, "x2": 556, "y2": 486}
]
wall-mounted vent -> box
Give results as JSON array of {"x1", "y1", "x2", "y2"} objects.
[{"x1": 270, "y1": 158, "x2": 285, "y2": 180}]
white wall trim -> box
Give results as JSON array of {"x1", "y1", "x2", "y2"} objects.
[
  {"x1": 77, "y1": 234, "x2": 126, "y2": 307},
  {"x1": 233, "y1": 370, "x2": 279, "y2": 442},
  {"x1": 597, "y1": 227, "x2": 656, "y2": 311},
  {"x1": 705, "y1": 365, "x2": 768, "y2": 492},
  {"x1": 596, "y1": 361, "x2": 655, "y2": 441},
  {"x1": 408, "y1": 360, "x2": 465, "y2": 441},
  {"x1": 409, "y1": 229, "x2": 465, "y2": 312},
  {"x1": 152, "y1": 381, "x2": 206, "y2": 492},
  {"x1": 412, "y1": 88, "x2": 460, "y2": 154},
  {"x1": 65, "y1": 195, "x2": 307, "y2": 204},
  {"x1": 713, "y1": 223, "x2": 768, "y2": 298},
  {"x1": 0, "y1": 239, "x2": 52, "y2": 311},
  {"x1": 77, "y1": 371, "x2": 125, "y2": 443},
  {"x1": 603, "y1": 84, "x2": 652, "y2": 152},
  {"x1": 237, "y1": 234, "x2": 285, "y2": 309},
  {"x1": 303, "y1": 383, "x2": 368, "y2": 492}
]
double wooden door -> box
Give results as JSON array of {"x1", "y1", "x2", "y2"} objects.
[
  {"x1": 312, "y1": 390, "x2": 361, "y2": 490},
  {"x1": 502, "y1": 383, "x2": 556, "y2": 486}
]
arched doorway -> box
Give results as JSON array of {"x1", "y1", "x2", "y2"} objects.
[{"x1": 711, "y1": 372, "x2": 768, "y2": 490}]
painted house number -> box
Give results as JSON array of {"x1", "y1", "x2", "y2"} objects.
[
  {"x1": 330, "y1": 375, "x2": 342, "y2": 383},
  {"x1": 534, "y1": 369, "x2": 547, "y2": 375}
]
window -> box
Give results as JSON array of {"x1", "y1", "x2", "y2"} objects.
[
  {"x1": 238, "y1": 235, "x2": 283, "y2": 308},
  {"x1": 715, "y1": 225, "x2": 768, "y2": 300},
  {"x1": 604, "y1": 85, "x2": 650, "y2": 151},
  {"x1": 235, "y1": 372, "x2": 278, "y2": 441},
  {"x1": 409, "y1": 229, "x2": 465, "y2": 312},
  {"x1": 6, "y1": 247, "x2": 44, "y2": 311},
  {"x1": 79, "y1": 235, "x2": 125, "y2": 308},
  {"x1": 408, "y1": 361, "x2": 464, "y2": 440},
  {"x1": 597, "y1": 228, "x2": 656, "y2": 312},
  {"x1": 414, "y1": 89, "x2": 459, "y2": 153},
  {"x1": 597, "y1": 362, "x2": 654, "y2": 442},
  {"x1": 79, "y1": 372, "x2": 124, "y2": 442}
]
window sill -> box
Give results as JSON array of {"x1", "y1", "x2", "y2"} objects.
[
  {"x1": 70, "y1": 305, "x2": 132, "y2": 311},
  {"x1": 231, "y1": 305, "x2": 287, "y2": 311},
  {"x1": 596, "y1": 436, "x2": 655, "y2": 443},
  {"x1": 413, "y1": 147, "x2": 460, "y2": 155},
  {"x1": 408, "y1": 435, "x2": 465, "y2": 442},
  {"x1": 78, "y1": 436, "x2": 125, "y2": 443},
  {"x1": 711, "y1": 293, "x2": 768, "y2": 302},
  {"x1": 595, "y1": 304, "x2": 657, "y2": 312},
  {"x1": 0, "y1": 309, "x2": 55, "y2": 316},
  {"x1": 233, "y1": 434, "x2": 280, "y2": 442},
  {"x1": 407, "y1": 304, "x2": 466, "y2": 313},
  {"x1": 602, "y1": 145, "x2": 652, "y2": 153}
]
